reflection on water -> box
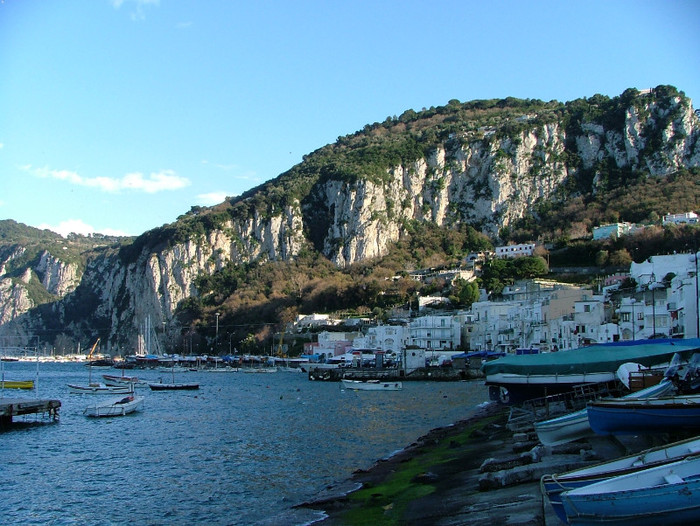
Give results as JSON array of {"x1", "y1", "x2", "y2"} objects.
[{"x1": 1, "y1": 362, "x2": 488, "y2": 525}]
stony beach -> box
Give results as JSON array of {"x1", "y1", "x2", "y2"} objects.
[{"x1": 296, "y1": 401, "x2": 686, "y2": 525}]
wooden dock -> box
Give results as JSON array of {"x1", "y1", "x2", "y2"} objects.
[{"x1": 0, "y1": 398, "x2": 61, "y2": 426}]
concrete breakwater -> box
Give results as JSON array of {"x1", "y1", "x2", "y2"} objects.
[
  {"x1": 297, "y1": 402, "x2": 692, "y2": 525},
  {"x1": 307, "y1": 366, "x2": 483, "y2": 382}
]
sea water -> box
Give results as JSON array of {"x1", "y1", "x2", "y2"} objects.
[{"x1": 1, "y1": 362, "x2": 488, "y2": 525}]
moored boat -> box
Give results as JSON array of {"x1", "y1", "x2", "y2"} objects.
[
  {"x1": 84, "y1": 395, "x2": 145, "y2": 417},
  {"x1": 542, "y1": 435, "x2": 700, "y2": 523},
  {"x1": 560, "y1": 456, "x2": 700, "y2": 525},
  {"x1": 102, "y1": 373, "x2": 147, "y2": 387},
  {"x1": 482, "y1": 339, "x2": 700, "y2": 403},
  {"x1": 0, "y1": 379, "x2": 35, "y2": 389},
  {"x1": 68, "y1": 383, "x2": 134, "y2": 395},
  {"x1": 148, "y1": 382, "x2": 199, "y2": 391},
  {"x1": 340, "y1": 379, "x2": 403, "y2": 391},
  {"x1": 587, "y1": 393, "x2": 700, "y2": 436}
]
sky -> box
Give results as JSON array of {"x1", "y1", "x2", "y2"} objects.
[{"x1": 1, "y1": 1, "x2": 699, "y2": 238}]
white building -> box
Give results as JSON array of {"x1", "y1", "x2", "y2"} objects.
[
  {"x1": 408, "y1": 314, "x2": 462, "y2": 352},
  {"x1": 662, "y1": 212, "x2": 698, "y2": 225},
  {"x1": 495, "y1": 243, "x2": 536, "y2": 259},
  {"x1": 353, "y1": 324, "x2": 408, "y2": 354},
  {"x1": 592, "y1": 222, "x2": 635, "y2": 240}
]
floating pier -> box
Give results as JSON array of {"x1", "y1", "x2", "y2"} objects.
[{"x1": 0, "y1": 398, "x2": 61, "y2": 426}]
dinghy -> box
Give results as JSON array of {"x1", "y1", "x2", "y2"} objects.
[{"x1": 560, "y1": 456, "x2": 700, "y2": 525}]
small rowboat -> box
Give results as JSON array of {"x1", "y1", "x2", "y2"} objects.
[
  {"x1": 340, "y1": 379, "x2": 403, "y2": 391},
  {"x1": 67, "y1": 383, "x2": 134, "y2": 395},
  {"x1": 542, "y1": 435, "x2": 700, "y2": 523},
  {"x1": 560, "y1": 456, "x2": 700, "y2": 525},
  {"x1": 84, "y1": 395, "x2": 145, "y2": 417}
]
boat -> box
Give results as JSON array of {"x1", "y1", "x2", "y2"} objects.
[
  {"x1": 68, "y1": 383, "x2": 134, "y2": 394},
  {"x1": 148, "y1": 381, "x2": 199, "y2": 391},
  {"x1": 148, "y1": 364, "x2": 199, "y2": 390},
  {"x1": 83, "y1": 394, "x2": 145, "y2": 417},
  {"x1": 102, "y1": 373, "x2": 147, "y2": 387},
  {"x1": 560, "y1": 456, "x2": 700, "y2": 525},
  {"x1": 482, "y1": 339, "x2": 700, "y2": 403},
  {"x1": 534, "y1": 379, "x2": 676, "y2": 446},
  {"x1": 534, "y1": 354, "x2": 688, "y2": 446},
  {"x1": 541, "y1": 436, "x2": 700, "y2": 524},
  {"x1": 340, "y1": 379, "x2": 403, "y2": 391},
  {"x1": 0, "y1": 380, "x2": 35, "y2": 389},
  {"x1": 587, "y1": 393, "x2": 700, "y2": 436}
]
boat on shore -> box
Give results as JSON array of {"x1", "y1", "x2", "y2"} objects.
[
  {"x1": 534, "y1": 353, "x2": 691, "y2": 446},
  {"x1": 542, "y1": 435, "x2": 700, "y2": 523},
  {"x1": 534, "y1": 379, "x2": 676, "y2": 446},
  {"x1": 587, "y1": 393, "x2": 700, "y2": 436},
  {"x1": 340, "y1": 379, "x2": 403, "y2": 391},
  {"x1": 560, "y1": 456, "x2": 700, "y2": 525},
  {"x1": 482, "y1": 339, "x2": 700, "y2": 403},
  {"x1": 84, "y1": 394, "x2": 144, "y2": 417}
]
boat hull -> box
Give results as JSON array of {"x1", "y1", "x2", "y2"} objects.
[
  {"x1": 483, "y1": 340, "x2": 700, "y2": 403},
  {"x1": 341, "y1": 379, "x2": 402, "y2": 391},
  {"x1": 84, "y1": 395, "x2": 144, "y2": 417},
  {"x1": 561, "y1": 457, "x2": 700, "y2": 525},
  {"x1": 148, "y1": 383, "x2": 199, "y2": 391},
  {"x1": 542, "y1": 436, "x2": 700, "y2": 523},
  {"x1": 0, "y1": 380, "x2": 34, "y2": 389},
  {"x1": 68, "y1": 383, "x2": 134, "y2": 395},
  {"x1": 535, "y1": 380, "x2": 676, "y2": 446},
  {"x1": 587, "y1": 395, "x2": 700, "y2": 435}
]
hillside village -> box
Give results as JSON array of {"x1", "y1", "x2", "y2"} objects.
[{"x1": 298, "y1": 223, "x2": 700, "y2": 365}]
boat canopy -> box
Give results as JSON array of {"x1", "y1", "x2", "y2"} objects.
[{"x1": 482, "y1": 341, "x2": 700, "y2": 377}]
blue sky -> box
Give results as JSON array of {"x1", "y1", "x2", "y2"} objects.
[{"x1": 1, "y1": 0, "x2": 699, "y2": 237}]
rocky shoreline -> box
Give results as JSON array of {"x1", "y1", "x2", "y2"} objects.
[{"x1": 294, "y1": 401, "x2": 681, "y2": 525}]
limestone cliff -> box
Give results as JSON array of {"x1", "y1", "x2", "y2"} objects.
[{"x1": 2, "y1": 87, "x2": 699, "y2": 351}]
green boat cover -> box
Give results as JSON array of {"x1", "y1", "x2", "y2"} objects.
[{"x1": 481, "y1": 341, "x2": 700, "y2": 377}]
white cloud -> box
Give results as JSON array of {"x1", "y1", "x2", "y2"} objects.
[
  {"x1": 110, "y1": 0, "x2": 160, "y2": 21},
  {"x1": 38, "y1": 219, "x2": 131, "y2": 238},
  {"x1": 196, "y1": 192, "x2": 232, "y2": 206},
  {"x1": 24, "y1": 165, "x2": 190, "y2": 194}
]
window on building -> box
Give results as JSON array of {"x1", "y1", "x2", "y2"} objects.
[
  {"x1": 621, "y1": 312, "x2": 631, "y2": 322},
  {"x1": 584, "y1": 304, "x2": 591, "y2": 313}
]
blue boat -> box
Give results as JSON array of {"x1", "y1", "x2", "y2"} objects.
[
  {"x1": 560, "y1": 456, "x2": 700, "y2": 525},
  {"x1": 541, "y1": 436, "x2": 700, "y2": 524},
  {"x1": 534, "y1": 379, "x2": 676, "y2": 447},
  {"x1": 587, "y1": 394, "x2": 700, "y2": 436}
]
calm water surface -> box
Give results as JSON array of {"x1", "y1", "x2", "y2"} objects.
[{"x1": 1, "y1": 362, "x2": 488, "y2": 525}]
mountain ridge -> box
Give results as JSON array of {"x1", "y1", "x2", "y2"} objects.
[{"x1": 1, "y1": 85, "x2": 699, "y2": 353}]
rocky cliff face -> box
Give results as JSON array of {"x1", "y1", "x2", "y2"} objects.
[{"x1": 2, "y1": 88, "x2": 699, "y2": 351}]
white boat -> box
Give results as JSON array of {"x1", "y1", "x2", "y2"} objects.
[
  {"x1": 102, "y1": 373, "x2": 147, "y2": 387},
  {"x1": 83, "y1": 395, "x2": 145, "y2": 417},
  {"x1": 68, "y1": 383, "x2": 134, "y2": 394},
  {"x1": 560, "y1": 456, "x2": 700, "y2": 525},
  {"x1": 241, "y1": 366, "x2": 278, "y2": 373},
  {"x1": 340, "y1": 379, "x2": 403, "y2": 391},
  {"x1": 542, "y1": 435, "x2": 700, "y2": 523}
]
